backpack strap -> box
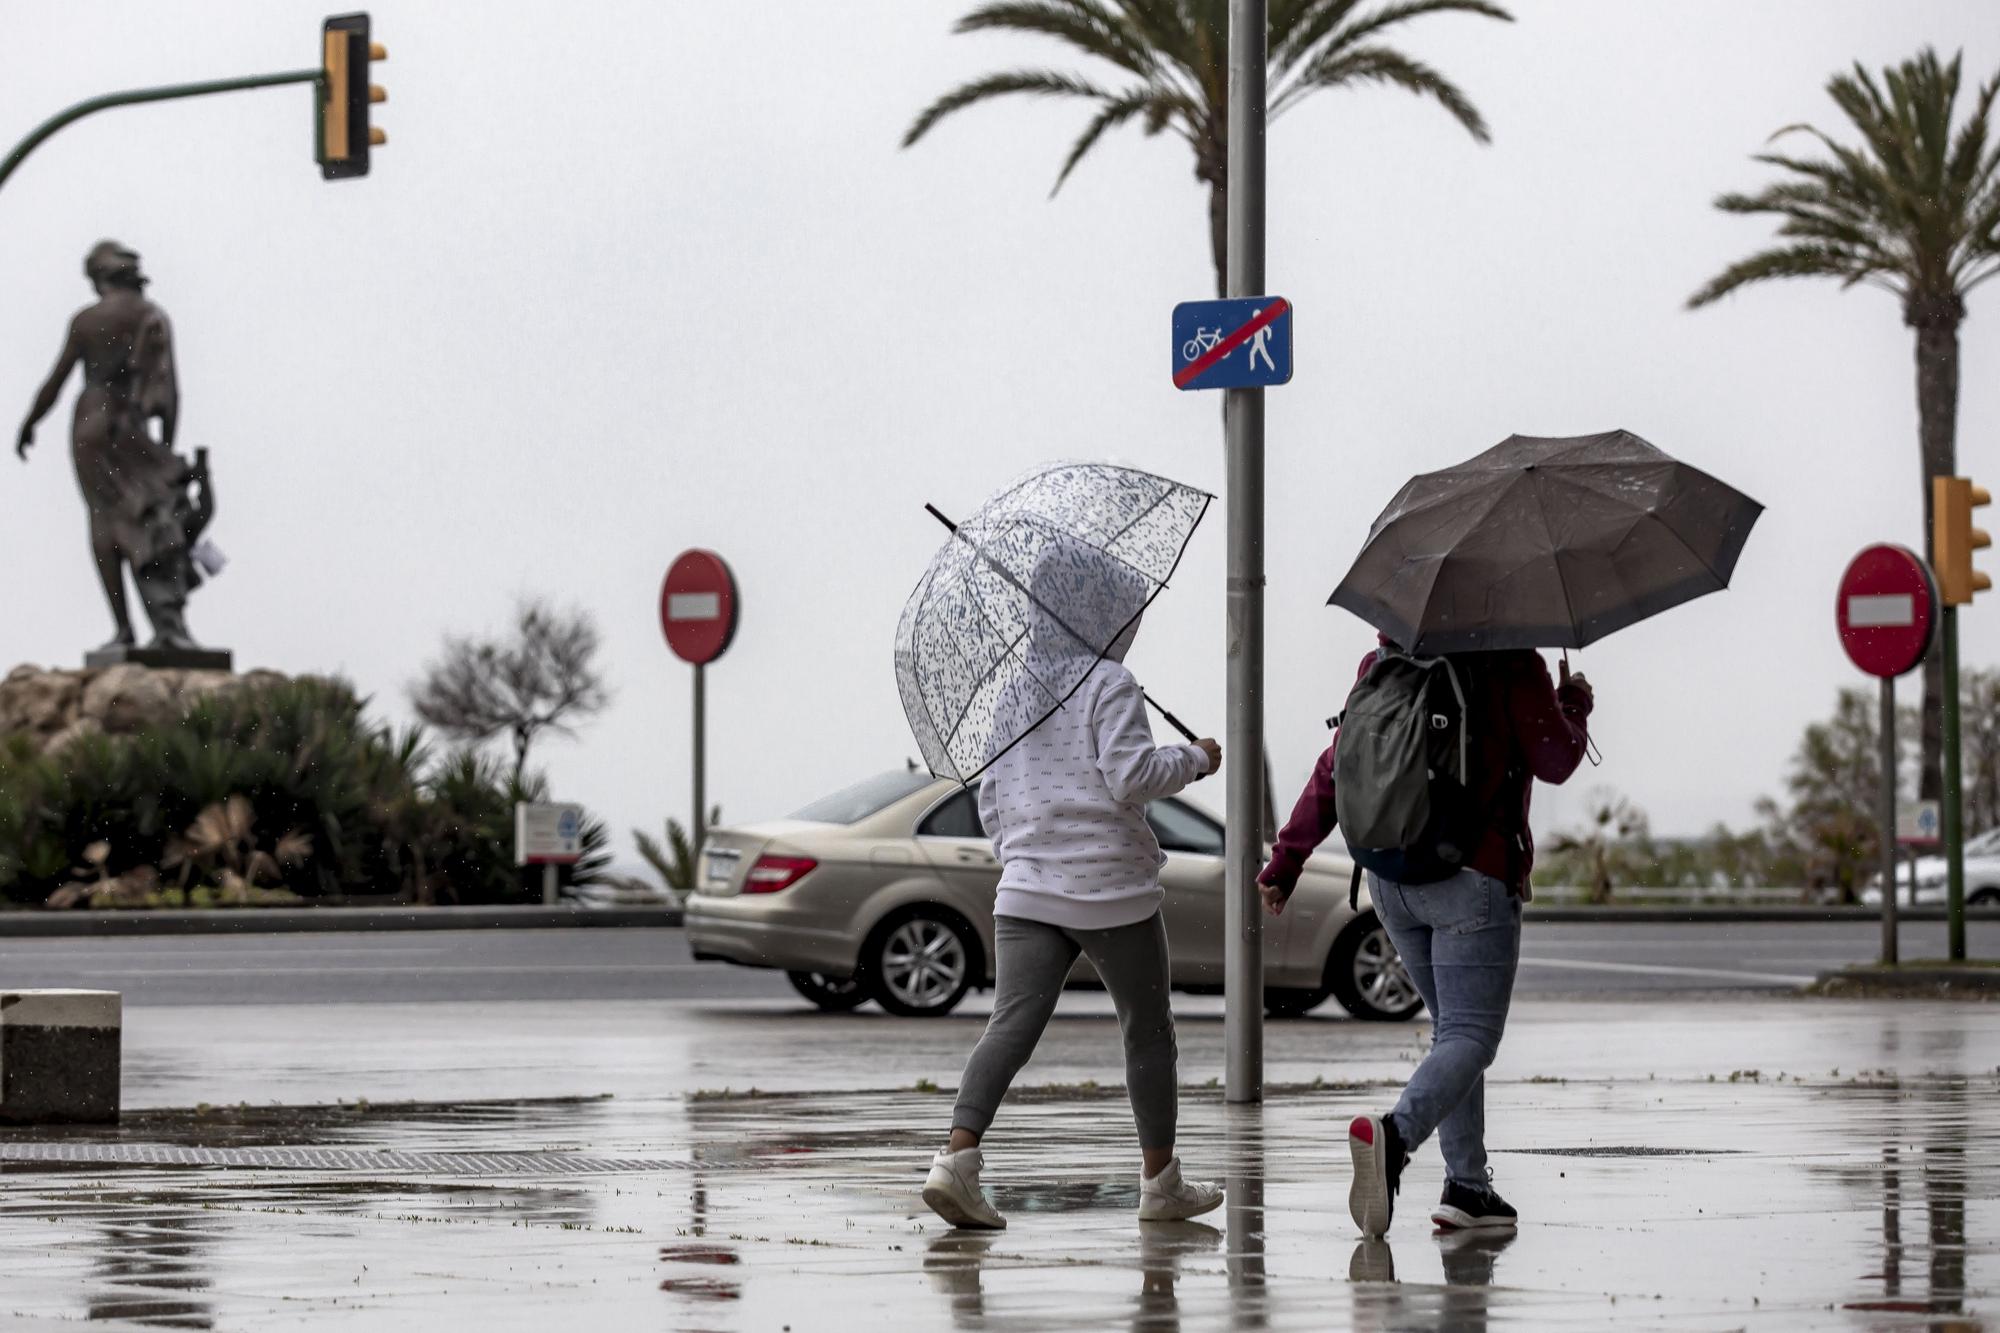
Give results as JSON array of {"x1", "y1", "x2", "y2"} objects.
[{"x1": 1349, "y1": 861, "x2": 1363, "y2": 912}]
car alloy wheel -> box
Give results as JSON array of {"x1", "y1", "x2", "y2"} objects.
[
  {"x1": 1329, "y1": 914, "x2": 1424, "y2": 1022},
  {"x1": 1353, "y1": 925, "x2": 1422, "y2": 1015},
  {"x1": 871, "y1": 913, "x2": 973, "y2": 1017}
]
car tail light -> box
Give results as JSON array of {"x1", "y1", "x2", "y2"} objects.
[{"x1": 743, "y1": 855, "x2": 817, "y2": 894}]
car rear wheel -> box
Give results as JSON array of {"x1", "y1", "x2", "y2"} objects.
[
  {"x1": 1328, "y1": 913, "x2": 1424, "y2": 1022},
  {"x1": 787, "y1": 971, "x2": 868, "y2": 1012},
  {"x1": 1971, "y1": 888, "x2": 2000, "y2": 908},
  {"x1": 866, "y1": 909, "x2": 977, "y2": 1017},
  {"x1": 1263, "y1": 985, "x2": 1331, "y2": 1018}
]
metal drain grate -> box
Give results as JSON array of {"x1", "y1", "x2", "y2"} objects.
[
  {"x1": 1496, "y1": 1146, "x2": 1743, "y2": 1158},
  {"x1": 0, "y1": 1143, "x2": 698, "y2": 1175}
]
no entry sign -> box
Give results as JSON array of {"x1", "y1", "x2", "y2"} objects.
[
  {"x1": 1837, "y1": 544, "x2": 1936, "y2": 678},
  {"x1": 661, "y1": 550, "x2": 739, "y2": 665}
]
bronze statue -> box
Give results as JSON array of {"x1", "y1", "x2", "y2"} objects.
[{"x1": 17, "y1": 242, "x2": 225, "y2": 666}]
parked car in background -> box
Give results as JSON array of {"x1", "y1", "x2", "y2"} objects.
[
  {"x1": 1863, "y1": 827, "x2": 2000, "y2": 908},
  {"x1": 684, "y1": 770, "x2": 1421, "y2": 1022}
]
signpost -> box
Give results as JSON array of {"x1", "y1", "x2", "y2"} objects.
[
  {"x1": 1836, "y1": 543, "x2": 1938, "y2": 965},
  {"x1": 661, "y1": 550, "x2": 740, "y2": 866},
  {"x1": 515, "y1": 801, "x2": 584, "y2": 906}
]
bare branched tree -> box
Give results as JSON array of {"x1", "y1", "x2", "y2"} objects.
[{"x1": 409, "y1": 599, "x2": 611, "y2": 788}]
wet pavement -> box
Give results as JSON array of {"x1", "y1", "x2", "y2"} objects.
[{"x1": 0, "y1": 997, "x2": 1992, "y2": 1329}]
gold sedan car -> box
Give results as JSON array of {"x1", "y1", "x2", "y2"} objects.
[{"x1": 685, "y1": 770, "x2": 1420, "y2": 1021}]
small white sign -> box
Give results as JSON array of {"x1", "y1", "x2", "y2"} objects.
[
  {"x1": 1897, "y1": 799, "x2": 1941, "y2": 847},
  {"x1": 668, "y1": 592, "x2": 721, "y2": 622},
  {"x1": 1848, "y1": 594, "x2": 1916, "y2": 628},
  {"x1": 515, "y1": 801, "x2": 585, "y2": 866}
]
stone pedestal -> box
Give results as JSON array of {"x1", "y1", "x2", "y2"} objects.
[
  {"x1": 0, "y1": 990, "x2": 121, "y2": 1124},
  {"x1": 83, "y1": 643, "x2": 232, "y2": 672}
]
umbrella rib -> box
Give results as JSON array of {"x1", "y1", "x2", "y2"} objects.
[
  {"x1": 1101, "y1": 483, "x2": 1178, "y2": 561},
  {"x1": 1539, "y1": 470, "x2": 1729, "y2": 584},
  {"x1": 1526, "y1": 471, "x2": 1582, "y2": 641},
  {"x1": 1400, "y1": 479, "x2": 1521, "y2": 651}
]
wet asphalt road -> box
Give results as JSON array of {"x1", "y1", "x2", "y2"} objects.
[{"x1": 0, "y1": 918, "x2": 1995, "y2": 1006}]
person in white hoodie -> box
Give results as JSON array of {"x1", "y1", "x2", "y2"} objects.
[{"x1": 921, "y1": 545, "x2": 1225, "y2": 1230}]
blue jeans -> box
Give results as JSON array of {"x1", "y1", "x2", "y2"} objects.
[{"x1": 1370, "y1": 868, "x2": 1522, "y2": 1188}]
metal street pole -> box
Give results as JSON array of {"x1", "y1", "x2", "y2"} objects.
[
  {"x1": 1878, "y1": 677, "x2": 1898, "y2": 966},
  {"x1": 1223, "y1": 0, "x2": 1267, "y2": 1105},
  {"x1": 693, "y1": 662, "x2": 708, "y2": 863},
  {"x1": 0, "y1": 69, "x2": 321, "y2": 198},
  {"x1": 542, "y1": 861, "x2": 558, "y2": 908},
  {"x1": 1942, "y1": 607, "x2": 1967, "y2": 961}
]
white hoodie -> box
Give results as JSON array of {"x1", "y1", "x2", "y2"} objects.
[{"x1": 978, "y1": 653, "x2": 1211, "y2": 931}]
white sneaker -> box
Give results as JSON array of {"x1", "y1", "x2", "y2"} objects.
[
  {"x1": 1137, "y1": 1158, "x2": 1224, "y2": 1222},
  {"x1": 923, "y1": 1147, "x2": 1006, "y2": 1230}
]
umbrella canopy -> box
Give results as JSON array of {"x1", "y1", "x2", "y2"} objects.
[
  {"x1": 896, "y1": 462, "x2": 1211, "y2": 783},
  {"x1": 1330, "y1": 430, "x2": 1762, "y2": 654}
]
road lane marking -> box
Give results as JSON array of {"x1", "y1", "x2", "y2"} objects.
[
  {"x1": 1517, "y1": 957, "x2": 1814, "y2": 986},
  {"x1": 0, "y1": 964, "x2": 721, "y2": 978}
]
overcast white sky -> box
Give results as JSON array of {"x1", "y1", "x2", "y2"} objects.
[{"x1": 3, "y1": 1, "x2": 1998, "y2": 869}]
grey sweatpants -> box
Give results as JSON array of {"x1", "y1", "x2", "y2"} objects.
[{"x1": 952, "y1": 912, "x2": 1179, "y2": 1150}]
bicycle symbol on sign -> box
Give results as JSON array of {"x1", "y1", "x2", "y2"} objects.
[{"x1": 1180, "y1": 327, "x2": 1224, "y2": 362}]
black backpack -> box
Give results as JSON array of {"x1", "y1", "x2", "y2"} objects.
[{"x1": 1334, "y1": 652, "x2": 1487, "y2": 897}]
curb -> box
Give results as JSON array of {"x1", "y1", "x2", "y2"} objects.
[
  {"x1": 0, "y1": 905, "x2": 683, "y2": 937},
  {"x1": 1812, "y1": 965, "x2": 2000, "y2": 995},
  {"x1": 1525, "y1": 905, "x2": 1979, "y2": 924}
]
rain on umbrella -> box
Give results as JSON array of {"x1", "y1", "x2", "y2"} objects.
[
  {"x1": 896, "y1": 462, "x2": 1211, "y2": 784},
  {"x1": 1330, "y1": 430, "x2": 1763, "y2": 655}
]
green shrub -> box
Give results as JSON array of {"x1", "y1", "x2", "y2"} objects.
[{"x1": 0, "y1": 677, "x2": 608, "y2": 909}]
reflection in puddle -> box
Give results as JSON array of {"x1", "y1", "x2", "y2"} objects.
[
  {"x1": 87, "y1": 1209, "x2": 215, "y2": 1330},
  {"x1": 1836, "y1": 1081, "x2": 1974, "y2": 1320}
]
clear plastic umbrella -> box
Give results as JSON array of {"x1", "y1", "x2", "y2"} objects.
[{"x1": 896, "y1": 462, "x2": 1211, "y2": 783}]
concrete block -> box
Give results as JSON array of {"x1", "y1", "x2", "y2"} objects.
[{"x1": 0, "y1": 989, "x2": 121, "y2": 1124}]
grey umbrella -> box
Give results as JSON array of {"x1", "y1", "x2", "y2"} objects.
[{"x1": 1330, "y1": 430, "x2": 1762, "y2": 654}]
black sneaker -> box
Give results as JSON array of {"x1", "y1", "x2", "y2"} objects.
[
  {"x1": 1348, "y1": 1114, "x2": 1408, "y2": 1238},
  {"x1": 1431, "y1": 1179, "x2": 1518, "y2": 1231}
]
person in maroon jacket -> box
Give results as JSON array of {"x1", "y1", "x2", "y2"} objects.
[{"x1": 1258, "y1": 639, "x2": 1593, "y2": 1238}]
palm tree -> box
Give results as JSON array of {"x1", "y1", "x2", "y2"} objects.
[
  {"x1": 903, "y1": 0, "x2": 1512, "y2": 295},
  {"x1": 1690, "y1": 49, "x2": 2000, "y2": 801},
  {"x1": 635, "y1": 808, "x2": 720, "y2": 902}
]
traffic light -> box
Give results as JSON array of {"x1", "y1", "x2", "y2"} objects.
[
  {"x1": 319, "y1": 12, "x2": 385, "y2": 179},
  {"x1": 1933, "y1": 475, "x2": 1993, "y2": 605}
]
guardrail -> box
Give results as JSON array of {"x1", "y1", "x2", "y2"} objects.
[{"x1": 1531, "y1": 884, "x2": 1814, "y2": 906}]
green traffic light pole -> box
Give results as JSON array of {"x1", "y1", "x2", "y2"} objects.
[
  {"x1": 0, "y1": 68, "x2": 323, "y2": 198},
  {"x1": 1942, "y1": 605, "x2": 1968, "y2": 962}
]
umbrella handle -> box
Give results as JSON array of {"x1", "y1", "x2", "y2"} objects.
[{"x1": 1144, "y1": 693, "x2": 1199, "y2": 743}]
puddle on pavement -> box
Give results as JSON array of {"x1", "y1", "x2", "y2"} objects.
[{"x1": 0, "y1": 1079, "x2": 1991, "y2": 1328}]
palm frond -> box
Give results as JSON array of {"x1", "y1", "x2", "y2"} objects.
[
  {"x1": 1274, "y1": 0, "x2": 1510, "y2": 79},
  {"x1": 1687, "y1": 243, "x2": 1886, "y2": 309},
  {"x1": 904, "y1": 69, "x2": 1116, "y2": 147},
  {"x1": 1273, "y1": 43, "x2": 1489, "y2": 141},
  {"x1": 957, "y1": 0, "x2": 1158, "y2": 78},
  {"x1": 1051, "y1": 90, "x2": 1188, "y2": 193}
]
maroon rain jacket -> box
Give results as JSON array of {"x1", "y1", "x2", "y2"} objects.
[{"x1": 1259, "y1": 640, "x2": 1594, "y2": 895}]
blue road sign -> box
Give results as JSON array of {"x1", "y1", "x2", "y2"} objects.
[{"x1": 1172, "y1": 296, "x2": 1293, "y2": 391}]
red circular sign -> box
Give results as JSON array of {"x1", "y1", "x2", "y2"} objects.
[
  {"x1": 1836, "y1": 544, "x2": 1936, "y2": 678},
  {"x1": 661, "y1": 550, "x2": 739, "y2": 665}
]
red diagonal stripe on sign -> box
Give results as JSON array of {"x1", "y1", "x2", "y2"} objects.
[{"x1": 1174, "y1": 297, "x2": 1291, "y2": 389}]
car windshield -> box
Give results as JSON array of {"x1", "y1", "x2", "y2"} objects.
[
  {"x1": 790, "y1": 771, "x2": 936, "y2": 825},
  {"x1": 1965, "y1": 828, "x2": 2000, "y2": 857}
]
